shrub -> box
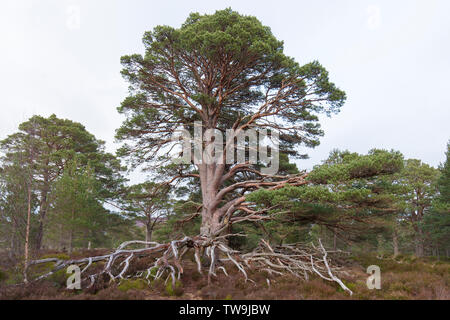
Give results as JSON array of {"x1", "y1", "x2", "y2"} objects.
[
  {"x1": 148, "y1": 267, "x2": 158, "y2": 279},
  {"x1": 0, "y1": 269, "x2": 8, "y2": 282},
  {"x1": 0, "y1": 269, "x2": 8, "y2": 283},
  {"x1": 39, "y1": 253, "x2": 70, "y2": 260},
  {"x1": 48, "y1": 268, "x2": 69, "y2": 288}
]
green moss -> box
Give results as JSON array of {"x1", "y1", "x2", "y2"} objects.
[
  {"x1": 3, "y1": 270, "x2": 23, "y2": 285},
  {"x1": 165, "y1": 280, "x2": 183, "y2": 296},
  {"x1": 117, "y1": 279, "x2": 148, "y2": 292}
]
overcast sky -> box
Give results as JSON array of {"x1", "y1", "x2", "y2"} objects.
[{"x1": 1, "y1": 0, "x2": 449, "y2": 182}]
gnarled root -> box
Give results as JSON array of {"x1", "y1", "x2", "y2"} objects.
[{"x1": 25, "y1": 237, "x2": 353, "y2": 295}]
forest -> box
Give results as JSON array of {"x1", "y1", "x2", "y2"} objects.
[{"x1": 0, "y1": 8, "x2": 448, "y2": 301}]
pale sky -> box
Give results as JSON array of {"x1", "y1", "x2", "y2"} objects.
[{"x1": 1, "y1": 0, "x2": 449, "y2": 183}]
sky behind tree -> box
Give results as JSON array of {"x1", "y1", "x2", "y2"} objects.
[{"x1": 1, "y1": 0, "x2": 449, "y2": 183}]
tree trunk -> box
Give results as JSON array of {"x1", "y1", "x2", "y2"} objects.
[
  {"x1": 35, "y1": 207, "x2": 47, "y2": 251},
  {"x1": 58, "y1": 224, "x2": 64, "y2": 251},
  {"x1": 9, "y1": 234, "x2": 15, "y2": 260},
  {"x1": 393, "y1": 229, "x2": 399, "y2": 257},
  {"x1": 333, "y1": 229, "x2": 337, "y2": 251},
  {"x1": 9, "y1": 220, "x2": 17, "y2": 260},
  {"x1": 68, "y1": 230, "x2": 73, "y2": 254}
]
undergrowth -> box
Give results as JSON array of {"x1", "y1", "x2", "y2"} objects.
[{"x1": 0, "y1": 250, "x2": 448, "y2": 300}]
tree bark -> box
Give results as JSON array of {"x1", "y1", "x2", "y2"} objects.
[{"x1": 145, "y1": 224, "x2": 153, "y2": 243}]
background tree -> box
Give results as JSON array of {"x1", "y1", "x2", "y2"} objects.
[{"x1": 422, "y1": 142, "x2": 450, "y2": 257}]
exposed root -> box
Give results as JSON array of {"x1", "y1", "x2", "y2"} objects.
[{"x1": 25, "y1": 236, "x2": 353, "y2": 295}]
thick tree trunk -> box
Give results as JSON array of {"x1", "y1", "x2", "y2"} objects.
[
  {"x1": 393, "y1": 229, "x2": 399, "y2": 257},
  {"x1": 200, "y1": 209, "x2": 223, "y2": 238}
]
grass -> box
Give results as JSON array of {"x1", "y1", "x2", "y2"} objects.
[{"x1": 117, "y1": 279, "x2": 148, "y2": 292}]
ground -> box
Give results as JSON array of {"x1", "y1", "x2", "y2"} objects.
[{"x1": 0, "y1": 249, "x2": 448, "y2": 300}]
